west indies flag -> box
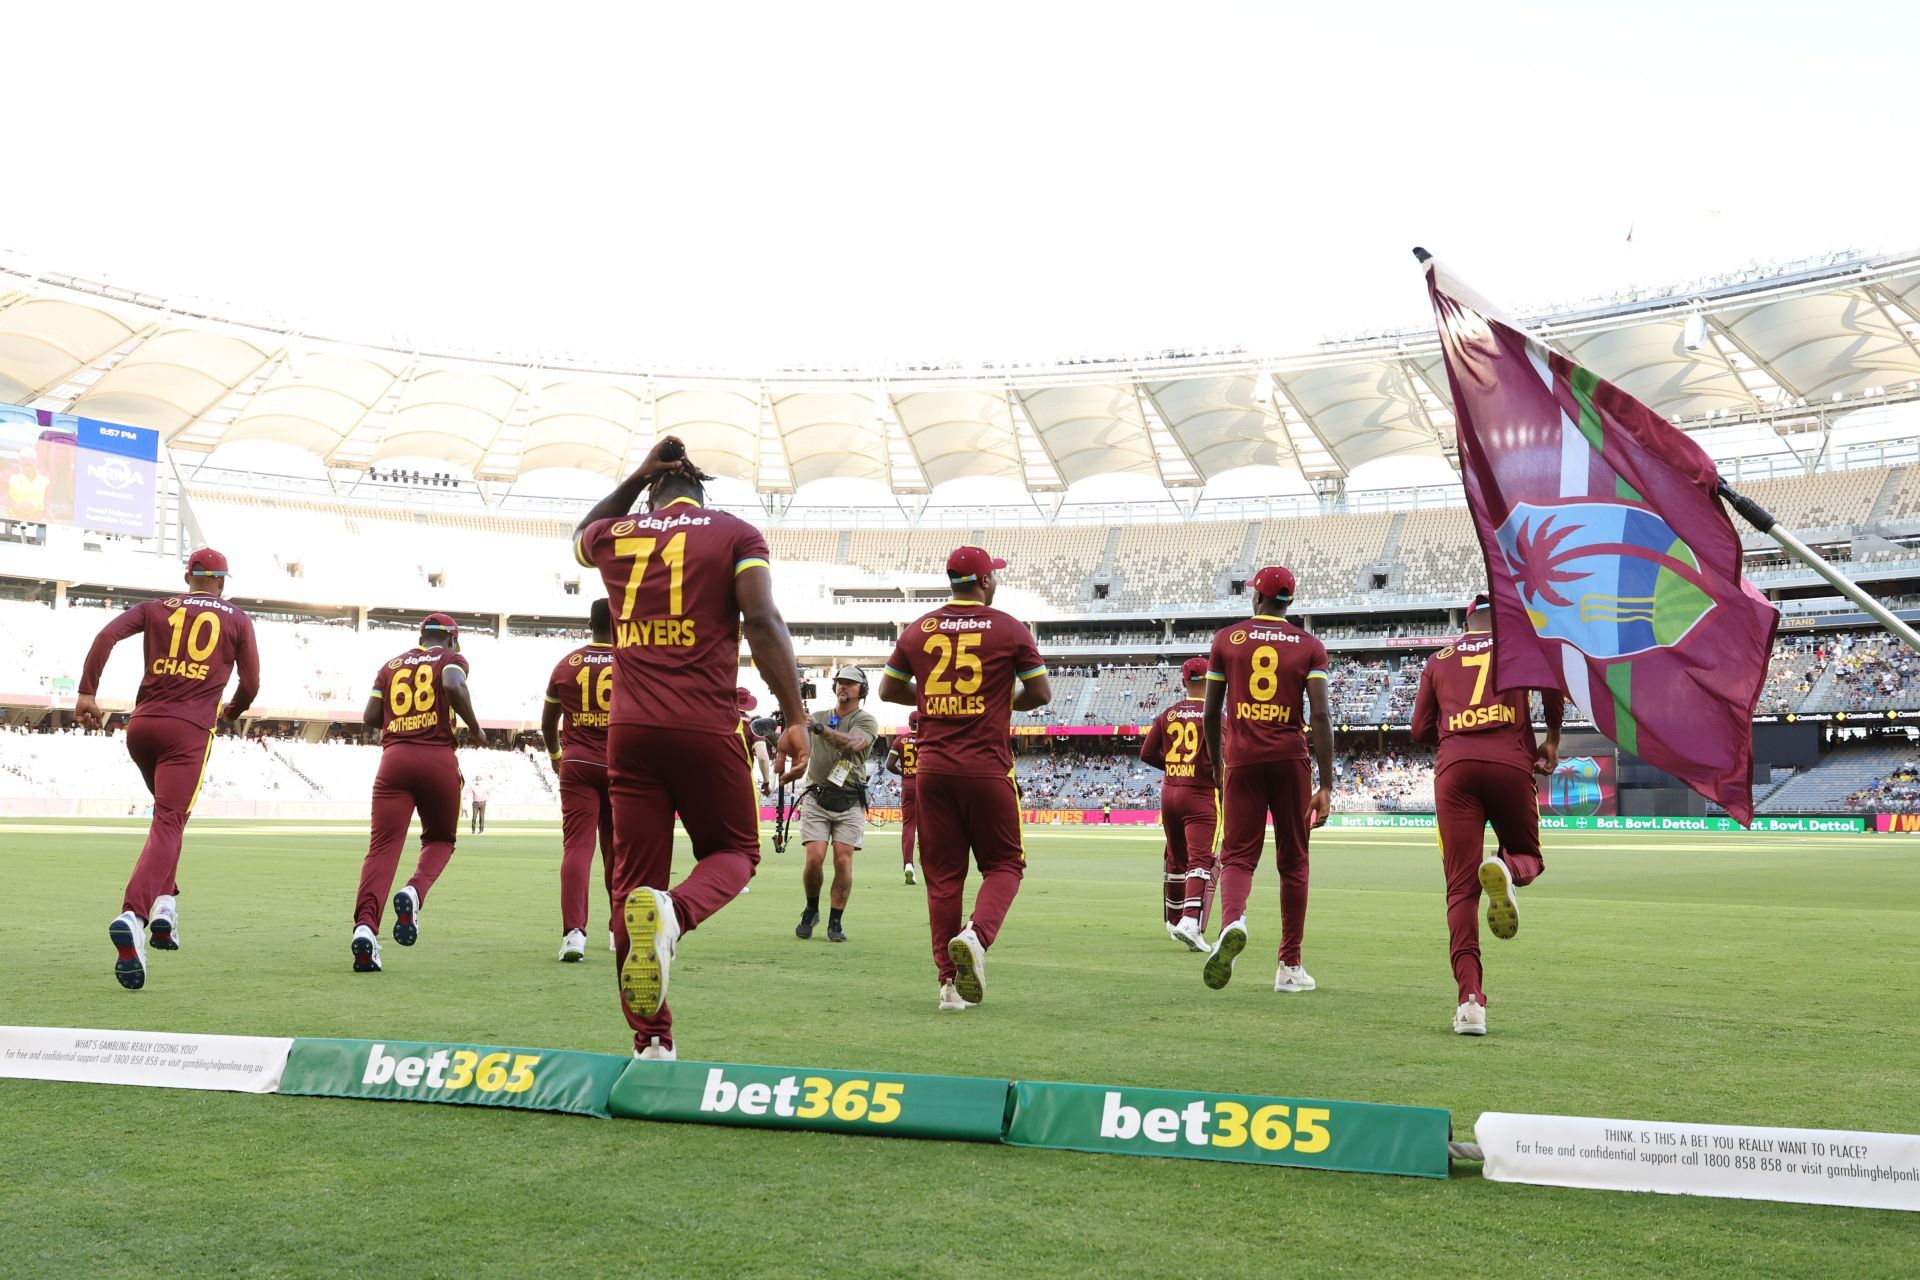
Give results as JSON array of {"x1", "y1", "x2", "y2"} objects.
[{"x1": 1423, "y1": 256, "x2": 1779, "y2": 824}]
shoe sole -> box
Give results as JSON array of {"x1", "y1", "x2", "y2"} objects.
[
  {"x1": 391, "y1": 892, "x2": 418, "y2": 946},
  {"x1": 1177, "y1": 926, "x2": 1208, "y2": 954},
  {"x1": 1203, "y1": 928, "x2": 1245, "y2": 990},
  {"x1": 1480, "y1": 861, "x2": 1519, "y2": 940},
  {"x1": 559, "y1": 949, "x2": 584, "y2": 963},
  {"x1": 947, "y1": 939, "x2": 985, "y2": 1005},
  {"x1": 351, "y1": 936, "x2": 380, "y2": 973},
  {"x1": 1454, "y1": 1022, "x2": 1488, "y2": 1036},
  {"x1": 149, "y1": 919, "x2": 178, "y2": 951},
  {"x1": 1275, "y1": 975, "x2": 1317, "y2": 993},
  {"x1": 620, "y1": 891, "x2": 668, "y2": 1019},
  {"x1": 109, "y1": 918, "x2": 145, "y2": 990},
  {"x1": 904, "y1": 871, "x2": 915, "y2": 885}
]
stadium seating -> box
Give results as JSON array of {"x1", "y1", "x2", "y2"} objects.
[
  {"x1": 1756, "y1": 740, "x2": 1920, "y2": 814},
  {"x1": 1735, "y1": 467, "x2": 1888, "y2": 534},
  {"x1": 1105, "y1": 520, "x2": 1249, "y2": 610}
]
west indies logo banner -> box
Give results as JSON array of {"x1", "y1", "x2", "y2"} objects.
[
  {"x1": 0, "y1": 405, "x2": 158, "y2": 537},
  {"x1": 1426, "y1": 259, "x2": 1777, "y2": 824},
  {"x1": 1537, "y1": 754, "x2": 1617, "y2": 818}
]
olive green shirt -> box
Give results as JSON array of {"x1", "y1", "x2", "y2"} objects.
[{"x1": 806, "y1": 706, "x2": 879, "y2": 788}]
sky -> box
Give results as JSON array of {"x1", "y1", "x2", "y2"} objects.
[{"x1": 7, "y1": 1, "x2": 1917, "y2": 508}]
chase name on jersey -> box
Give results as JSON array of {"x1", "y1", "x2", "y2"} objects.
[{"x1": 151, "y1": 657, "x2": 213, "y2": 680}]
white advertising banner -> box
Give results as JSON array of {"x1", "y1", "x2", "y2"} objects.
[
  {"x1": 1477, "y1": 1112, "x2": 1920, "y2": 1213},
  {"x1": 0, "y1": 1025, "x2": 294, "y2": 1094}
]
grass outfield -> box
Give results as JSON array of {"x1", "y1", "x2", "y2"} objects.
[{"x1": 3, "y1": 819, "x2": 1917, "y2": 1277}]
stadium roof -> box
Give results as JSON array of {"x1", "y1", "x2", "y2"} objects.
[{"x1": 2, "y1": 251, "x2": 1917, "y2": 493}]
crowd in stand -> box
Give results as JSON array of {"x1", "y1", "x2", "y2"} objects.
[
  {"x1": 1823, "y1": 634, "x2": 1920, "y2": 713},
  {"x1": 1845, "y1": 759, "x2": 1920, "y2": 812}
]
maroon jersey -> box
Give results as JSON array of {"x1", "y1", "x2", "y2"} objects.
[
  {"x1": 1140, "y1": 697, "x2": 1216, "y2": 791},
  {"x1": 883, "y1": 601, "x2": 1045, "y2": 778},
  {"x1": 545, "y1": 642, "x2": 614, "y2": 768},
  {"x1": 371, "y1": 646, "x2": 470, "y2": 747},
  {"x1": 1206, "y1": 615, "x2": 1328, "y2": 766},
  {"x1": 575, "y1": 498, "x2": 770, "y2": 736},
  {"x1": 78, "y1": 594, "x2": 260, "y2": 732},
  {"x1": 1412, "y1": 632, "x2": 1565, "y2": 774},
  {"x1": 896, "y1": 732, "x2": 919, "y2": 784}
]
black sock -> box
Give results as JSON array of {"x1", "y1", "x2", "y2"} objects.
[
  {"x1": 805, "y1": 895, "x2": 820, "y2": 915},
  {"x1": 829, "y1": 907, "x2": 844, "y2": 927}
]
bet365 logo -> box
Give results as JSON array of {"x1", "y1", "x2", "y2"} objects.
[
  {"x1": 700, "y1": 1067, "x2": 904, "y2": 1123},
  {"x1": 1099, "y1": 1090, "x2": 1331, "y2": 1153},
  {"x1": 361, "y1": 1043, "x2": 541, "y2": 1094}
]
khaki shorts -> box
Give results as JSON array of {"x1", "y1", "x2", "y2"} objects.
[{"x1": 798, "y1": 792, "x2": 867, "y2": 849}]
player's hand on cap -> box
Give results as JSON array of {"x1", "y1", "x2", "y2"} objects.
[
  {"x1": 74, "y1": 693, "x2": 102, "y2": 731},
  {"x1": 1307, "y1": 786, "x2": 1332, "y2": 830},
  {"x1": 776, "y1": 722, "x2": 810, "y2": 783}
]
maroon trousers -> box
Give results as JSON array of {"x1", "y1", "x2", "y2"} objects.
[
  {"x1": 1434, "y1": 758, "x2": 1544, "y2": 1005},
  {"x1": 1160, "y1": 785, "x2": 1218, "y2": 927},
  {"x1": 121, "y1": 716, "x2": 215, "y2": 920},
  {"x1": 558, "y1": 759, "x2": 615, "y2": 935},
  {"x1": 916, "y1": 771, "x2": 1025, "y2": 985},
  {"x1": 1217, "y1": 757, "x2": 1313, "y2": 966},
  {"x1": 900, "y1": 781, "x2": 918, "y2": 866},
  {"x1": 355, "y1": 743, "x2": 462, "y2": 930},
  {"x1": 607, "y1": 724, "x2": 761, "y2": 1051}
]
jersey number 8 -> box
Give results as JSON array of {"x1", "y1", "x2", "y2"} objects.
[{"x1": 1248, "y1": 646, "x2": 1280, "y2": 702}]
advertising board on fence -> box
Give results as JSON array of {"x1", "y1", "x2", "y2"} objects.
[
  {"x1": 0, "y1": 1025, "x2": 292, "y2": 1093},
  {"x1": 1476, "y1": 1112, "x2": 1920, "y2": 1212},
  {"x1": 278, "y1": 1038, "x2": 628, "y2": 1117},
  {"x1": 1325, "y1": 813, "x2": 1865, "y2": 834},
  {"x1": 610, "y1": 1060, "x2": 1012, "y2": 1142},
  {"x1": 1876, "y1": 813, "x2": 1920, "y2": 833},
  {"x1": 1004, "y1": 1081, "x2": 1450, "y2": 1178}
]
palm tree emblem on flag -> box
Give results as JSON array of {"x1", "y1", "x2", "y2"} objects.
[{"x1": 1497, "y1": 501, "x2": 1717, "y2": 660}]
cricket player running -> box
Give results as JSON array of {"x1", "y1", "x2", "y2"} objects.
[
  {"x1": 884, "y1": 711, "x2": 920, "y2": 885},
  {"x1": 1411, "y1": 592, "x2": 1564, "y2": 1036},
  {"x1": 541, "y1": 598, "x2": 616, "y2": 963},
  {"x1": 351, "y1": 614, "x2": 488, "y2": 972},
  {"x1": 1201, "y1": 566, "x2": 1334, "y2": 993},
  {"x1": 574, "y1": 437, "x2": 808, "y2": 1060},
  {"x1": 1140, "y1": 656, "x2": 1218, "y2": 953},
  {"x1": 76, "y1": 547, "x2": 260, "y2": 990},
  {"x1": 879, "y1": 546, "x2": 1051, "y2": 1011}
]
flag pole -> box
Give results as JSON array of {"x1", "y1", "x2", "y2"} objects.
[
  {"x1": 1410, "y1": 245, "x2": 1920, "y2": 658},
  {"x1": 1715, "y1": 480, "x2": 1920, "y2": 655}
]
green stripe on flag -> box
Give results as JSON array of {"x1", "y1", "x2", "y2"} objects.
[
  {"x1": 1568, "y1": 364, "x2": 1606, "y2": 453},
  {"x1": 1604, "y1": 662, "x2": 1638, "y2": 756},
  {"x1": 1615, "y1": 474, "x2": 1644, "y2": 502}
]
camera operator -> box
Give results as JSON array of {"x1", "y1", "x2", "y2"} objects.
[{"x1": 787, "y1": 665, "x2": 878, "y2": 943}]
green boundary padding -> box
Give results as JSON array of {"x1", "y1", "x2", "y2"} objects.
[
  {"x1": 279, "y1": 1037, "x2": 628, "y2": 1118},
  {"x1": 609, "y1": 1059, "x2": 1012, "y2": 1142},
  {"x1": 1004, "y1": 1080, "x2": 1451, "y2": 1178}
]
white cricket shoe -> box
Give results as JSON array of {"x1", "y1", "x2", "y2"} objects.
[
  {"x1": 1453, "y1": 999, "x2": 1487, "y2": 1036},
  {"x1": 608, "y1": 929, "x2": 616, "y2": 952},
  {"x1": 947, "y1": 927, "x2": 987, "y2": 1005},
  {"x1": 620, "y1": 887, "x2": 680, "y2": 1019},
  {"x1": 1165, "y1": 919, "x2": 1184, "y2": 944},
  {"x1": 351, "y1": 924, "x2": 382, "y2": 973},
  {"x1": 391, "y1": 885, "x2": 420, "y2": 946},
  {"x1": 937, "y1": 982, "x2": 969, "y2": 1012},
  {"x1": 1202, "y1": 918, "x2": 1247, "y2": 990},
  {"x1": 148, "y1": 895, "x2": 180, "y2": 951},
  {"x1": 1274, "y1": 964, "x2": 1317, "y2": 993},
  {"x1": 558, "y1": 929, "x2": 587, "y2": 963},
  {"x1": 1479, "y1": 856, "x2": 1519, "y2": 940},
  {"x1": 109, "y1": 911, "x2": 147, "y2": 990},
  {"x1": 1173, "y1": 917, "x2": 1209, "y2": 953},
  {"x1": 904, "y1": 864, "x2": 917, "y2": 886},
  {"x1": 635, "y1": 1037, "x2": 677, "y2": 1061}
]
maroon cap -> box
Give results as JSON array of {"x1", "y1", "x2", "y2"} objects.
[
  {"x1": 1250, "y1": 565, "x2": 1296, "y2": 599},
  {"x1": 1468, "y1": 591, "x2": 1492, "y2": 612},
  {"x1": 735, "y1": 687, "x2": 758, "y2": 712},
  {"x1": 946, "y1": 546, "x2": 1007, "y2": 582},
  {"x1": 186, "y1": 547, "x2": 229, "y2": 577},
  {"x1": 1181, "y1": 656, "x2": 1210, "y2": 682},
  {"x1": 421, "y1": 612, "x2": 460, "y2": 640}
]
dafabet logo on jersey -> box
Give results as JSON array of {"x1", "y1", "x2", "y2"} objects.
[
  {"x1": 921, "y1": 617, "x2": 940, "y2": 632},
  {"x1": 610, "y1": 519, "x2": 637, "y2": 536},
  {"x1": 568, "y1": 653, "x2": 584, "y2": 666},
  {"x1": 1229, "y1": 630, "x2": 1247, "y2": 645}
]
